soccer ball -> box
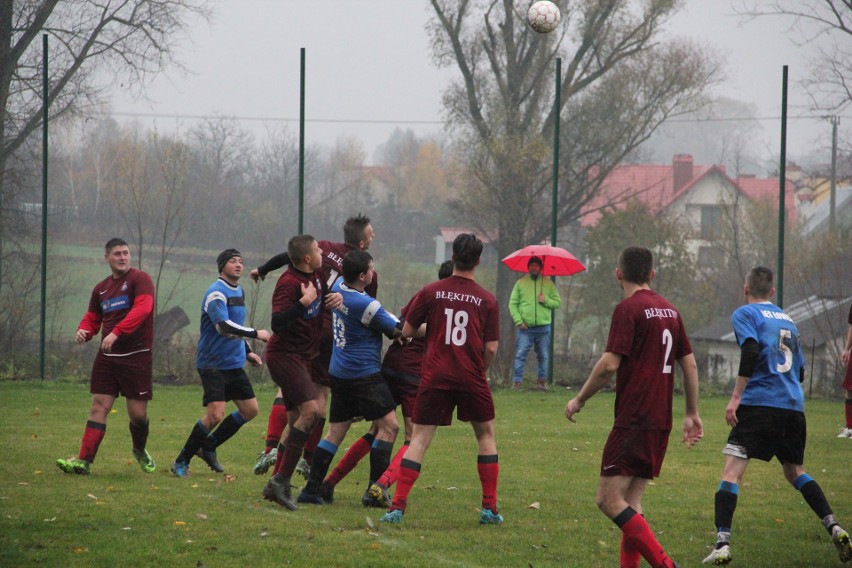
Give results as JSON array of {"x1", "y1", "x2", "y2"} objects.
[{"x1": 527, "y1": 1, "x2": 561, "y2": 34}]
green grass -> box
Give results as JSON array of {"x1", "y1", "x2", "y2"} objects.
[{"x1": 1, "y1": 382, "x2": 850, "y2": 567}]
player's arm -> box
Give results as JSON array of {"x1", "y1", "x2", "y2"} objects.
[
  {"x1": 250, "y1": 252, "x2": 291, "y2": 282},
  {"x1": 270, "y1": 281, "x2": 317, "y2": 334},
  {"x1": 76, "y1": 310, "x2": 102, "y2": 343},
  {"x1": 206, "y1": 293, "x2": 269, "y2": 341},
  {"x1": 726, "y1": 337, "x2": 760, "y2": 426},
  {"x1": 842, "y1": 322, "x2": 852, "y2": 364},
  {"x1": 402, "y1": 320, "x2": 425, "y2": 339},
  {"x1": 677, "y1": 352, "x2": 703, "y2": 447},
  {"x1": 483, "y1": 340, "x2": 498, "y2": 371},
  {"x1": 104, "y1": 282, "x2": 155, "y2": 353},
  {"x1": 565, "y1": 351, "x2": 621, "y2": 423}
]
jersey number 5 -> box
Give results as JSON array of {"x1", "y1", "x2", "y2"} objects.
[
  {"x1": 777, "y1": 328, "x2": 793, "y2": 373},
  {"x1": 444, "y1": 308, "x2": 468, "y2": 346}
]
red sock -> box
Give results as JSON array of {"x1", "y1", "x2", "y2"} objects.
[
  {"x1": 619, "y1": 511, "x2": 674, "y2": 568},
  {"x1": 265, "y1": 399, "x2": 287, "y2": 452},
  {"x1": 377, "y1": 440, "x2": 409, "y2": 488},
  {"x1": 845, "y1": 398, "x2": 852, "y2": 428},
  {"x1": 272, "y1": 443, "x2": 286, "y2": 476},
  {"x1": 302, "y1": 419, "x2": 325, "y2": 465},
  {"x1": 79, "y1": 421, "x2": 106, "y2": 463},
  {"x1": 620, "y1": 532, "x2": 641, "y2": 568},
  {"x1": 325, "y1": 433, "x2": 374, "y2": 486},
  {"x1": 390, "y1": 459, "x2": 421, "y2": 512},
  {"x1": 477, "y1": 455, "x2": 499, "y2": 512},
  {"x1": 277, "y1": 427, "x2": 309, "y2": 478}
]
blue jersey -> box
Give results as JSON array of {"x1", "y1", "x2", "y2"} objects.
[
  {"x1": 196, "y1": 277, "x2": 256, "y2": 370},
  {"x1": 732, "y1": 301, "x2": 805, "y2": 412},
  {"x1": 329, "y1": 280, "x2": 399, "y2": 379}
]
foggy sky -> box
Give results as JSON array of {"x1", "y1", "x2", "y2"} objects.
[{"x1": 107, "y1": 0, "x2": 831, "y2": 166}]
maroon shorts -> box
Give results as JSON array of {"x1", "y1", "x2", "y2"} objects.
[
  {"x1": 311, "y1": 334, "x2": 332, "y2": 387},
  {"x1": 382, "y1": 368, "x2": 419, "y2": 417},
  {"x1": 843, "y1": 359, "x2": 852, "y2": 391},
  {"x1": 266, "y1": 352, "x2": 317, "y2": 409},
  {"x1": 412, "y1": 386, "x2": 495, "y2": 426},
  {"x1": 600, "y1": 427, "x2": 670, "y2": 479},
  {"x1": 90, "y1": 350, "x2": 153, "y2": 400}
]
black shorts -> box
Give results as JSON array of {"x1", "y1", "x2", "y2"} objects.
[
  {"x1": 382, "y1": 368, "x2": 419, "y2": 418},
  {"x1": 723, "y1": 405, "x2": 806, "y2": 464},
  {"x1": 198, "y1": 368, "x2": 255, "y2": 406},
  {"x1": 328, "y1": 373, "x2": 396, "y2": 423}
]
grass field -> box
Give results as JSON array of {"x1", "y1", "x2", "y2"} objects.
[{"x1": 1, "y1": 381, "x2": 850, "y2": 567}]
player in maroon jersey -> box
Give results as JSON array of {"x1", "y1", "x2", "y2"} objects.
[
  {"x1": 564, "y1": 246, "x2": 701, "y2": 568},
  {"x1": 57, "y1": 238, "x2": 157, "y2": 475},
  {"x1": 378, "y1": 234, "x2": 501, "y2": 526},
  {"x1": 249, "y1": 215, "x2": 376, "y2": 477},
  {"x1": 261, "y1": 235, "x2": 341, "y2": 510},
  {"x1": 361, "y1": 260, "x2": 454, "y2": 504},
  {"x1": 839, "y1": 304, "x2": 852, "y2": 439}
]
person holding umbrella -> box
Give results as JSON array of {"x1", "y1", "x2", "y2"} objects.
[{"x1": 508, "y1": 256, "x2": 562, "y2": 391}]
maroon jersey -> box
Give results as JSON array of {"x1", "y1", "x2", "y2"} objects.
[
  {"x1": 605, "y1": 289, "x2": 692, "y2": 431},
  {"x1": 78, "y1": 267, "x2": 155, "y2": 355},
  {"x1": 405, "y1": 275, "x2": 499, "y2": 392},
  {"x1": 318, "y1": 239, "x2": 378, "y2": 301},
  {"x1": 266, "y1": 267, "x2": 325, "y2": 358},
  {"x1": 382, "y1": 295, "x2": 425, "y2": 378}
]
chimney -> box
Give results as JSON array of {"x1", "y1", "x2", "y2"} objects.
[{"x1": 672, "y1": 154, "x2": 694, "y2": 193}]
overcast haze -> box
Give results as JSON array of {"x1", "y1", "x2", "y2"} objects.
[{"x1": 108, "y1": 0, "x2": 835, "y2": 166}]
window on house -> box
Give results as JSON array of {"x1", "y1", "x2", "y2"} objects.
[{"x1": 701, "y1": 206, "x2": 722, "y2": 240}]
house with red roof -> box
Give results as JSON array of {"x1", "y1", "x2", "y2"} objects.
[{"x1": 580, "y1": 154, "x2": 796, "y2": 264}]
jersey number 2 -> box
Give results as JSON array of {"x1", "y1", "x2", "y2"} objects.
[{"x1": 662, "y1": 329, "x2": 673, "y2": 374}]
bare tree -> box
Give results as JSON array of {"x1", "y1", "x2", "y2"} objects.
[
  {"x1": 736, "y1": 0, "x2": 852, "y2": 112},
  {"x1": 427, "y1": 0, "x2": 720, "y2": 377},
  {"x1": 0, "y1": 0, "x2": 210, "y2": 292}
]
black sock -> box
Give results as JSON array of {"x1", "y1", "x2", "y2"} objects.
[
  {"x1": 714, "y1": 481, "x2": 738, "y2": 547},
  {"x1": 206, "y1": 411, "x2": 247, "y2": 450},
  {"x1": 177, "y1": 421, "x2": 209, "y2": 463},
  {"x1": 128, "y1": 418, "x2": 149, "y2": 452},
  {"x1": 305, "y1": 441, "x2": 337, "y2": 494},
  {"x1": 796, "y1": 475, "x2": 837, "y2": 533},
  {"x1": 369, "y1": 439, "x2": 394, "y2": 485}
]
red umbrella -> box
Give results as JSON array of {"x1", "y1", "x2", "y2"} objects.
[{"x1": 501, "y1": 244, "x2": 586, "y2": 277}]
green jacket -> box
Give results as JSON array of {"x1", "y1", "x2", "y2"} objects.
[{"x1": 508, "y1": 274, "x2": 561, "y2": 327}]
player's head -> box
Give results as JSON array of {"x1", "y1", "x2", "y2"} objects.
[
  {"x1": 452, "y1": 233, "x2": 483, "y2": 271},
  {"x1": 217, "y1": 248, "x2": 242, "y2": 279},
  {"x1": 617, "y1": 246, "x2": 654, "y2": 285},
  {"x1": 342, "y1": 250, "x2": 374, "y2": 285},
  {"x1": 438, "y1": 260, "x2": 454, "y2": 280},
  {"x1": 343, "y1": 214, "x2": 373, "y2": 250},
  {"x1": 288, "y1": 234, "x2": 321, "y2": 270},
  {"x1": 104, "y1": 237, "x2": 128, "y2": 253},
  {"x1": 104, "y1": 238, "x2": 131, "y2": 275},
  {"x1": 745, "y1": 266, "x2": 774, "y2": 300}
]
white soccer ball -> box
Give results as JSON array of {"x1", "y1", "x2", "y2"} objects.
[{"x1": 527, "y1": 1, "x2": 561, "y2": 34}]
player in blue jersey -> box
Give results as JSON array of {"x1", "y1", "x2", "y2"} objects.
[
  {"x1": 170, "y1": 249, "x2": 270, "y2": 478},
  {"x1": 703, "y1": 267, "x2": 851, "y2": 565},
  {"x1": 297, "y1": 250, "x2": 401, "y2": 506}
]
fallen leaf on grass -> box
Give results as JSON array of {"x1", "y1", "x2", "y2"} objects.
[
  {"x1": 106, "y1": 486, "x2": 114, "y2": 492},
  {"x1": 86, "y1": 493, "x2": 98, "y2": 500},
  {"x1": 528, "y1": 502, "x2": 541, "y2": 510},
  {"x1": 18, "y1": 482, "x2": 29, "y2": 486},
  {"x1": 43, "y1": 517, "x2": 56, "y2": 522},
  {"x1": 370, "y1": 543, "x2": 381, "y2": 550},
  {"x1": 33, "y1": 408, "x2": 41, "y2": 416},
  {"x1": 122, "y1": 527, "x2": 131, "y2": 530},
  {"x1": 31, "y1": 434, "x2": 38, "y2": 440},
  {"x1": 174, "y1": 521, "x2": 187, "y2": 526},
  {"x1": 259, "y1": 529, "x2": 268, "y2": 538},
  {"x1": 196, "y1": 513, "x2": 207, "y2": 520},
  {"x1": 72, "y1": 547, "x2": 88, "y2": 553},
  {"x1": 110, "y1": 409, "x2": 117, "y2": 414},
  {"x1": 446, "y1": 486, "x2": 458, "y2": 491},
  {"x1": 365, "y1": 517, "x2": 375, "y2": 529},
  {"x1": 191, "y1": 484, "x2": 199, "y2": 488},
  {"x1": 775, "y1": 518, "x2": 784, "y2": 523},
  {"x1": 223, "y1": 474, "x2": 236, "y2": 483},
  {"x1": 34, "y1": 470, "x2": 42, "y2": 475}
]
